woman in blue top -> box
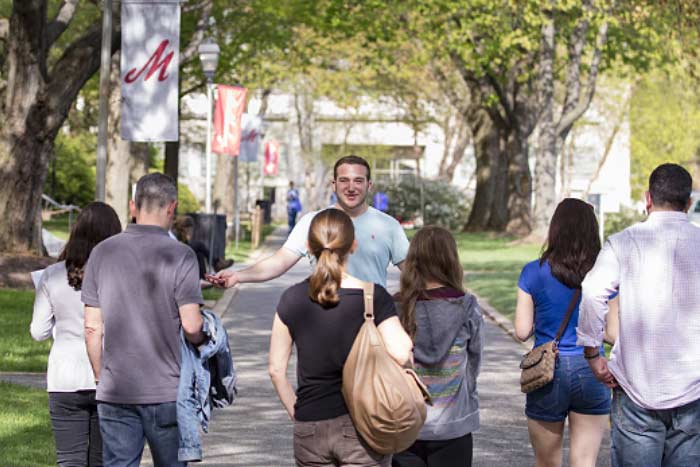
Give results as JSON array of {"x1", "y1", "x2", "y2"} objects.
[{"x1": 515, "y1": 198, "x2": 611, "y2": 467}]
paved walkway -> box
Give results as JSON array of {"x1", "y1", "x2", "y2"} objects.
[
  {"x1": 182, "y1": 229, "x2": 611, "y2": 466},
  {"x1": 3, "y1": 227, "x2": 611, "y2": 466}
]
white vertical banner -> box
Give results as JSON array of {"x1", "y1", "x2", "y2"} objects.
[
  {"x1": 239, "y1": 114, "x2": 262, "y2": 162},
  {"x1": 121, "y1": 0, "x2": 180, "y2": 141}
]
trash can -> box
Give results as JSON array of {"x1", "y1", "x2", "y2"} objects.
[
  {"x1": 255, "y1": 199, "x2": 272, "y2": 224},
  {"x1": 187, "y1": 213, "x2": 227, "y2": 264}
]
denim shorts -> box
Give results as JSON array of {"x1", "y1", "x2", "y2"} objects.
[{"x1": 525, "y1": 353, "x2": 611, "y2": 422}]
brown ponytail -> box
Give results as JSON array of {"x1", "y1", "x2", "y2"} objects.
[{"x1": 308, "y1": 209, "x2": 355, "y2": 307}]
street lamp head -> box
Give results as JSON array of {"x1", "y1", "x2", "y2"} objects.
[{"x1": 198, "y1": 40, "x2": 220, "y2": 82}]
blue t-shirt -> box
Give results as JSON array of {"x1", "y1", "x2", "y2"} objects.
[
  {"x1": 283, "y1": 206, "x2": 409, "y2": 287},
  {"x1": 518, "y1": 259, "x2": 606, "y2": 355}
]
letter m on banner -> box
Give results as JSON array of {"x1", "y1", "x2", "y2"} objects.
[{"x1": 121, "y1": 0, "x2": 181, "y2": 142}]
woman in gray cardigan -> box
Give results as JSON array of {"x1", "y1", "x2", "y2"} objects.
[
  {"x1": 31, "y1": 202, "x2": 121, "y2": 466},
  {"x1": 392, "y1": 226, "x2": 483, "y2": 467}
]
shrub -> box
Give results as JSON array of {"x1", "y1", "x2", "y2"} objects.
[
  {"x1": 178, "y1": 182, "x2": 201, "y2": 213},
  {"x1": 603, "y1": 206, "x2": 646, "y2": 239},
  {"x1": 373, "y1": 179, "x2": 470, "y2": 230}
]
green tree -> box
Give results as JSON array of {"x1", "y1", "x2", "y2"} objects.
[
  {"x1": 45, "y1": 131, "x2": 96, "y2": 207},
  {"x1": 630, "y1": 68, "x2": 700, "y2": 197}
]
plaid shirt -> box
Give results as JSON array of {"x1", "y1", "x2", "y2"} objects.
[{"x1": 577, "y1": 211, "x2": 700, "y2": 410}]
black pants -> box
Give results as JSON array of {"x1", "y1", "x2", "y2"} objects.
[
  {"x1": 48, "y1": 391, "x2": 102, "y2": 466},
  {"x1": 188, "y1": 240, "x2": 211, "y2": 279},
  {"x1": 391, "y1": 433, "x2": 473, "y2": 467}
]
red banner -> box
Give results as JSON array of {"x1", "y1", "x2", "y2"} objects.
[
  {"x1": 264, "y1": 141, "x2": 280, "y2": 176},
  {"x1": 212, "y1": 85, "x2": 247, "y2": 156}
]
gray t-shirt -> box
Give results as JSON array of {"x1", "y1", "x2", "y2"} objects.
[
  {"x1": 82, "y1": 224, "x2": 203, "y2": 404},
  {"x1": 283, "y1": 206, "x2": 409, "y2": 287}
]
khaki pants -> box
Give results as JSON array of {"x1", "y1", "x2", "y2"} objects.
[{"x1": 293, "y1": 413, "x2": 390, "y2": 467}]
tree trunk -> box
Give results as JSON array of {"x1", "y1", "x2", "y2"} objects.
[
  {"x1": 444, "y1": 116, "x2": 471, "y2": 182},
  {"x1": 0, "y1": 1, "x2": 119, "y2": 253},
  {"x1": 106, "y1": 54, "x2": 130, "y2": 226},
  {"x1": 164, "y1": 141, "x2": 179, "y2": 181},
  {"x1": 464, "y1": 110, "x2": 508, "y2": 231},
  {"x1": 212, "y1": 154, "x2": 235, "y2": 223},
  {"x1": 533, "y1": 11, "x2": 556, "y2": 236},
  {"x1": 505, "y1": 127, "x2": 533, "y2": 235}
]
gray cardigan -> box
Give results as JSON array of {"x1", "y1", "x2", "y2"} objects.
[{"x1": 406, "y1": 293, "x2": 483, "y2": 440}]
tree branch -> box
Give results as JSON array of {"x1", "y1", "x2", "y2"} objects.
[
  {"x1": 556, "y1": 17, "x2": 609, "y2": 136},
  {"x1": 180, "y1": 0, "x2": 214, "y2": 65},
  {"x1": 44, "y1": 16, "x2": 121, "y2": 135},
  {"x1": 556, "y1": 0, "x2": 591, "y2": 117},
  {"x1": 46, "y1": 0, "x2": 79, "y2": 48}
]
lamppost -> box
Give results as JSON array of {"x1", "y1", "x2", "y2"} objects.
[{"x1": 198, "y1": 39, "x2": 220, "y2": 213}]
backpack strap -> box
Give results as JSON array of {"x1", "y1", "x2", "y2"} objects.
[
  {"x1": 553, "y1": 289, "x2": 581, "y2": 343},
  {"x1": 361, "y1": 281, "x2": 375, "y2": 321}
]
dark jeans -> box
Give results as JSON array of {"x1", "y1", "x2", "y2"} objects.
[
  {"x1": 49, "y1": 391, "x2": 102, "y2": 467},
  {"x1": 611, "y1": 388, "x2": 700, "y2": 467},
  {"x1": 97, "y1": 402, "x2": 185, "y2": 467},
  {"x1": 294, "y1": 413, "x2": 390, "y2": 466},
  {"x1": 288, "y1": 208, "x2": 299, "y2": 232},
  {"x1": 391, "y1": 433, "x2": 472, "y2": 467}
]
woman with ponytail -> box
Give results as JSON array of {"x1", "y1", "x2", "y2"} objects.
[
  {"x1": 30, "y1": 201, "x2": 122, "y2": 466},
  {"x1": 269, "y1": 208, "x2": 413, "y2": 467}
]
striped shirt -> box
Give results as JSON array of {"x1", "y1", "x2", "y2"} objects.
[{"x1": 577, "y1": 211, "x2": 700, "y2": 409}]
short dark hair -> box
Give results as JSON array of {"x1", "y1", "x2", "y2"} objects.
[
  {"x1": 648, "y1": 163, "x2": 692, "y2": 211},
  {"x1": 333, "y1": 155, "x2": 371, "y2": 181},
  {"x1": 59, "y1": 202, "x2": 122, "y2": 290},
  {"x1": 134, "y1": 173, "x2": 178, "y2": 212},
  {"x1": 541, "y1": 198, "x2": 601, "y2": 288}
]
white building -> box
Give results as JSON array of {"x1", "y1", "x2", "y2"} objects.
[{"x1": 177, "y1": 84, "x2": 633, "y2": 223}]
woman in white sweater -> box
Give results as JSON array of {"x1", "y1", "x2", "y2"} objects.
[{"x1": 31, "y1": 202, "x2": 121, "y2": 466}]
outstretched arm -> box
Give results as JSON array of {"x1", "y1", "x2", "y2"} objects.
[{"x1": 215, "y1": 248, "x2": 301, "y2": 288}]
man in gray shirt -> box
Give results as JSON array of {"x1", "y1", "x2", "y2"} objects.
[{"x1": 84, "y1": 173, "x2": 204, "y2": 467}]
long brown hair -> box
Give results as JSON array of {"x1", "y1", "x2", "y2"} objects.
[
  {"x1": 58, "y1": 202, "x2": 122, "y2": 290},
  {"x1": 400, "y1": 226, "x2": 464, "y2": 338},
  {"x1": 540, "y1": 198, "x2": 601, "y2": 288},
  {"x1": 308, "y1": 209, "x2": 355, "y2": 307}
]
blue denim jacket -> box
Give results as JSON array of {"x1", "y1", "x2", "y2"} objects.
[{"x1": 177, "y1": 309, "x2": 237, "y2": 462}]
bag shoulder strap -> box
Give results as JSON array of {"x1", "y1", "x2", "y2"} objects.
[
  {"x1": 360, "y1": 281, "x2": 374, "y2": 321},
  {"x1": 553, "y1": 288, "x2": 581, "y2": 342}
]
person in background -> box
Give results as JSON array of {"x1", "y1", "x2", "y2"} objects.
[
  {"x1": 83, "y1": 173, "x2": 204, "y2": 467},
  {"x1": 287, "y1": 181, "x2": 302, "y2": 233},
  {"x1": 31, "y1": 202, "x2": 122, "y2": 466},
  {"x1": 172, "y1": 215, "x2": 233, "y2": 280},
  {"x1": 269, "y1": 209, "x2": 413, "y2": 467},
  {"x1": 392, "y1": 226, "x2": 483, "y2": 467},
  {"x1": 372, "y1": 191, "x2": 389, "y2": 213},
  {"x1": 515, "y1": 198, "x2": 611, "y2": 467},
  {"x1": 578, "y1": 163, "x2": 700, "y2": 466}
]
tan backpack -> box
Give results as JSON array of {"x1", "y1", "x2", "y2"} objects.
[{"x1": 342, "y1": 281, "x2": 431, "y2": 455}]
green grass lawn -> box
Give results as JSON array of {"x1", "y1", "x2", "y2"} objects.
[
  {"x1": 225, "y1": 223, "x2": 278, "y2": 264},
  {"x1": 0, "y1": 382, "x2": 55, "y2": 466},
  {"x1": 0, "y1": 289, "x2": 50, "y2": 372},
  {"x1": 42, "y1": 213, "x2": 74, "y2": 241},
  {"x1": 202, "y1": 287, "x2": 224, "y2": 301},
  {"x1": 454, "y1": 232, "x2": 541, "y2": 321}
]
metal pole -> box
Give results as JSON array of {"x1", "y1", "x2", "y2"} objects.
[
  {"x1": 234, "y1": 156, "x2": 240, "y2": 250},
  {"x1": 205, "y1": 80, "x2": 213, "y2": 213},
  {"x1": 95, "y1": 0, "x2": 113, "y2": 201}
]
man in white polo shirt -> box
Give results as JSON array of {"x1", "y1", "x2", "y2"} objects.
[{"x1": 215, "y1": 155, "x2": 409, "y2": 288}]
